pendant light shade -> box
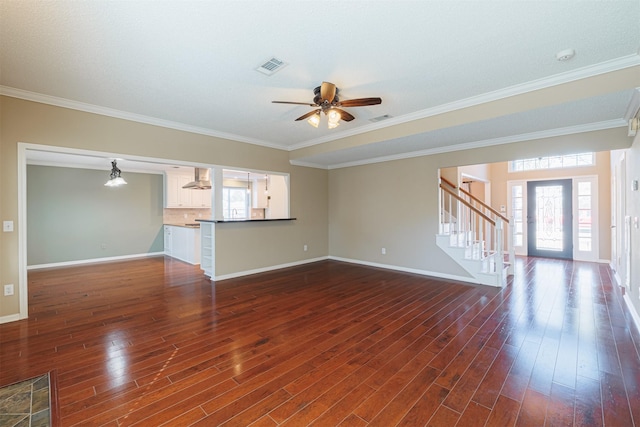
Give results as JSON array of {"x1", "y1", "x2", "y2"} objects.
[{"x1": 105, "y1": 160, "x2": 127, "y2": 187}]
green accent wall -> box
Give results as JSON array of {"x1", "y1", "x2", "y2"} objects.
[{"x1": 27, "y1": 165, "x2": 164, "y2": 265}]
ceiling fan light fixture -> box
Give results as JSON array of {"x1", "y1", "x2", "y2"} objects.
[
  {"x1": 307, "y1": 112, "x2": 320, "y2": 128},
  {"x1": 327, "y1": 109, "x2": 341, "y2": 129},
  {"x1": 273, "y1": 81, "x2": 381, "y2": 129}
]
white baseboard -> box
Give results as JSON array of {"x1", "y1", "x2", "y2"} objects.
[
  {"x1": 614, "y1": 271, "x2": 623, "y2": 290},
  {"x1": 328, "y1": 256, "x2": 480, "y2": 286},
  {"x1": 0, "y1": 313, "x2": 23, "y2": 325},
  {"x1": 623, "y1": 293, "x2": 640, "y2": 335},
  {"x1": 213, "y1": 256, "x2": 329, "y2": 281},
  {"x1": 27, "y1": 252, "x2": 165, "y2": 270},
  {"x1": 611, "y1": 271, "x2": 640, "y2": 335}
]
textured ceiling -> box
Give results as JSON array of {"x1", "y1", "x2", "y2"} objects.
[{"x1": 1, "y1": 1, "x2": 639, "y2": 169}]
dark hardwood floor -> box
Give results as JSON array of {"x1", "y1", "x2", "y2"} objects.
[{"x1": 1, "y1": 256, "x2": 639, "y2": 426}]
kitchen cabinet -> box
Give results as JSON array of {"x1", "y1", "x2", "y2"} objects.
[
  {"x1": 252, "y1": 178, "x2": 268, "y2": 208},
  {"x1": 164, "y1": 225, "x2": 201, "y2": 265},
  {"x1": 165, "y1": 172, "x2": 212, "y2": 208},
  {"x1": 164, "y1": 225, "x2": 173, "y2": 255},
  {"x1": 190, "y1": 187, "x2": 212, "y2": 208}
]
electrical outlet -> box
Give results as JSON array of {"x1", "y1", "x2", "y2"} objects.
[
  {"x1": 381, "y1": 248, "x2": 386, "y2": 255},
  {"x1": 304, "y1": 244, "x2": 308, "y2": 252},
  {"x1": 4, "y1": 284, "x2": 14, "y2": 296},
  {"x1": 101, "y1": 243, "x2": 107, "y2": 250},
  {"x1": 3, "y1": 221, "x2": 13, "y2": 232}
]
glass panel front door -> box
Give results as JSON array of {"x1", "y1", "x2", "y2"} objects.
[{"x1": 527, "y1": 179, "x2": 573, "y2": 259}]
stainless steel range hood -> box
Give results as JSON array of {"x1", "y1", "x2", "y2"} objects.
[{"x1": 182, "y1": 168, "x2": 212, "y2": 189}]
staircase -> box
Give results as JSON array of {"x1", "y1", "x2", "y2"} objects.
[{"x1": 437, "y1": 177, "x2": 515, "y2": 287}]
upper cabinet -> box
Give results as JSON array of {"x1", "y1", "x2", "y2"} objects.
[
  {"x1": 252, "y1": 178, "x2": 269, "y2": 209},
  {"x1": 165, "y1": 171, "x2": 212, "y2": 208},
  {"x1": 190, "y1": 187, "x2": 212, "y2": 208}
]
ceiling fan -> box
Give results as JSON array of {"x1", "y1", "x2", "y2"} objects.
[{"x1": 272, "y1": 81, "x2": 382, "y2": 128}]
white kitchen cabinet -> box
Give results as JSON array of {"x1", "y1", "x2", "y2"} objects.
[
  {"x1": 190, "y1": 188, "x2": 212, "y2": 208},
  {"x1": 252, "y1": 178, "x2": 268, "y2": 208},
  {"x1": 165, "y1": 173, "x2": 191, "y2": 208},
  {"x1": 176, "y1": 175, "x2": 193, "y2": 207},
  {"x1": 164, "y1": 225, "x2": 173, "y2": 256},
  {"x1": 163, "y1": 225, "x2": 201, "y2": 265},
  {"x1": 165, "y1": 172, "x2": 211, "y2": 208}
]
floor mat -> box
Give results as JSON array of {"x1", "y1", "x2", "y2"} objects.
[{"x1": 0, "y1": 373, "x2": 52, "y2": 427}]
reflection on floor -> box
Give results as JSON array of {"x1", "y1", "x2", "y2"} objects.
[
  {"x1": 2, "y1": 257, "x2": 639, "y2": 425},
  {"x1": 0, "y1": 374, "x2": 50, "y2": 427}
]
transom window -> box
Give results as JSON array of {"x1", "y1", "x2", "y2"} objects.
[{"x1": 510, "y1": 153, "x2": 594, "y2": 172}]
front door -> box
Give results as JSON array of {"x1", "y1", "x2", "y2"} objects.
[{"x1": 527, "y1": 179, "x2": 573, "y2": 259}]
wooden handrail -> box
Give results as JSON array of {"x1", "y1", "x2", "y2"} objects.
[
  {"x1": 440, "y1": 176, "x2": 456, "y2": 189},
  {"x1": 457, "y1": 186, "x2": 509, "y2": 223},
  {"x1": 440, "y1": 184, "x2": 496, "y2": 226},
  {"x1": 439, "y1": 176, "x2": 508, "y2": 223}
]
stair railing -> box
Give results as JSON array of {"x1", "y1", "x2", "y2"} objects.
[{"x1": 439, "y1": 177, "x2": 514, "y2": 276}]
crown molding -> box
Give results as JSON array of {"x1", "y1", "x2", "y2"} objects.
[
  {"x1": 3, "y1": 54, "x2": 638, "y2": 156},
  {"x1": 0, "y1": 86, "x2": 288, "y2": 151},
  {"x1": 320, "y1": 119, "x2": 626, "y2": 170},
  {"x1": 288, "y1": 159, "x2": 329, "y2": 170},
  {"x1": 288, "y1": 54, "x2": 640, "y2": 151},
  {"x1": 624, "y1": 87, "x2": 640, "y2": 120}
]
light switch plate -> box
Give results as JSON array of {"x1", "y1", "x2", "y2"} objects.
[{"x1": 3, "y1": 221, "x2": 13, "y2": 232}]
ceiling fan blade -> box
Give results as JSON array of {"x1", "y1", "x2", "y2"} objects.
[
  {"x1": 320, "y1": 82, "x2": 337, "y2": 102},
  {"x1": 294, "y1": 109, "x2": 321, "y2": 121},
  {"x1": 337, "y1": 97, "x2": 382, "y2": 107},
  {"x1": 333, "y1": 108, "x2": 355, "y2": 122},
  {"x1": 272, "y1": 101, "x2": 316, "y2": 106}
]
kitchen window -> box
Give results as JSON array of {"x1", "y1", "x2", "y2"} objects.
[
  {"x1": 221, "y1": 168, "x2": 290, "y2": 220},
  {"x1": 222, "y1": 187, "x2": 249, "y2": 219}
]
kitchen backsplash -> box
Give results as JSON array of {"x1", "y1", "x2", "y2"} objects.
[{"x1": 163, "y1": 208, "x2": 212, "y2": 224}]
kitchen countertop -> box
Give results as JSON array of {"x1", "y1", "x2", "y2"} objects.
[
  {"x1": 164, "y1": 223, "x2": 201, "y2": 228},
  {"x1": 196, "y1": 218, "x2": 296, "y2": 223}
]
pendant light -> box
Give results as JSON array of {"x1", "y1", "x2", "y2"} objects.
[{"x1": 104, "y1": 160, "x2": 127, "y2": 187}]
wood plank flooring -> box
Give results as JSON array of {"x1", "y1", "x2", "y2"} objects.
[{"x1": 1, "y1": 256, "x2": 639, "y2": 426}]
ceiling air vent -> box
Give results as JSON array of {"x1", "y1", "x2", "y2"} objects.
[
  {"x1": 369, "y1": 114, "x2": 392, "y2": 123},
  {"x1": 256, "y1": 57, "x2": 287, "y2": 76}
]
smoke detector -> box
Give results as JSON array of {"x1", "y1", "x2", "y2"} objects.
[{"x1": 556, "y1": 48, "x2": 575, "y2": 62}]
